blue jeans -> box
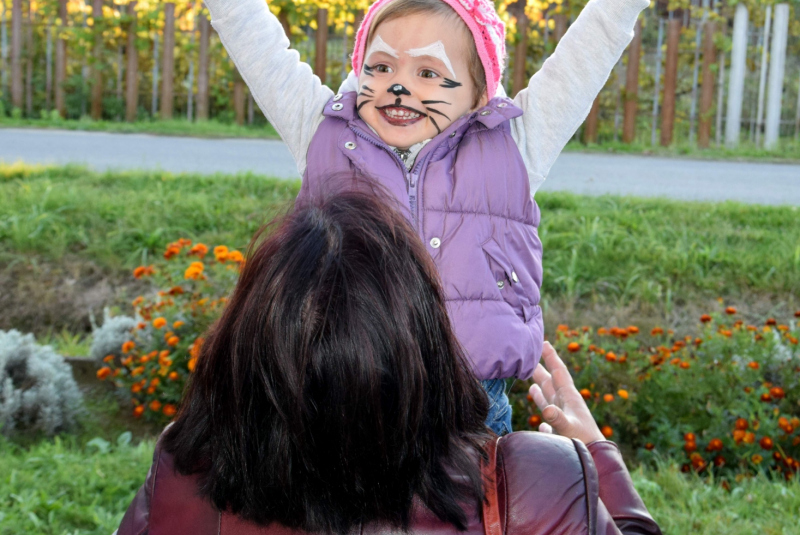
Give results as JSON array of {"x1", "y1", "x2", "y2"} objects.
[{"x1": 481, "y1": 379, "x2": 513, "y2": 436}]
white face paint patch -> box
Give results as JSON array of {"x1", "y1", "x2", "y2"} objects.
[
  {"x1": 405, "y1": 41, "x2": 457, "y2": 80},
  {"x1": 366, "y1": 35, "x2": 399, "y2": 60}
]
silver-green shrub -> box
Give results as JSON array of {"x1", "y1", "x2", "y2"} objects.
[
  {"x1": 0, "y1": 330, "x2": 84, "y2": 436},
  {"x1": 89, "y1": 308, "x2": 137, "y2": 364}
]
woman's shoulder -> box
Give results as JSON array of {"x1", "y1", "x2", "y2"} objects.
[{"x1": 496, "y1": 432, "x2": 598, "y2": 534}]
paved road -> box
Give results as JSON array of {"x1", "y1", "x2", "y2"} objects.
[{"x1": 2, "y1": 127, "x2": 799, "y2": 205}]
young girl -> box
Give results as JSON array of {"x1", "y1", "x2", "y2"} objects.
[{"x1": 203, "y1": 0, "x2": 648, "y2": 435}]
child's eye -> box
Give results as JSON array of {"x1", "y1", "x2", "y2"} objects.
[
  {"x1": 374, "y1": 64, "x2": 393, "y2": 74},
  {"x1": 419, "y1": 69, "x2": 440, "y2": 79}
]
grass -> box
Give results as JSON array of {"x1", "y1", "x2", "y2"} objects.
[
  {"x1": 1, "y1": 164, "x2": 797, "y2": 329},
  {"x1": 2, "y1": 427, "x2": 799, "y2": 534},
  {"x1": 565, "y1": 138, "x2": 800, "y2": 164},
  {"x1": 0, "y1": 115, "x2": 280, "y2": 140}
]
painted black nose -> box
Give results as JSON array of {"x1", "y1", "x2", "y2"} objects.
[{"x1": 388, "y1": 84, "x2": 411, "y2": 96}]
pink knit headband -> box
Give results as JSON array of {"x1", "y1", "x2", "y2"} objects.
[{"x1": 352, "y1": 0, "x2": 506, "y2": 99}]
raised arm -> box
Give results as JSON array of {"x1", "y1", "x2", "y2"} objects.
[
  {"x1": 510, "y1": 0, "x2": 649, "y2": 193},
  {"x1": 204, "y1": 0, "x2": 334, "y2": 175}
]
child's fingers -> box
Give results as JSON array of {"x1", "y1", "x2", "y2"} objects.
[
  {"x1": 541, "y1": 342, "x2": 575, "y2": 389},
  {"x1": 538, "y1": 422, "x2": 553, "y2": 434}
]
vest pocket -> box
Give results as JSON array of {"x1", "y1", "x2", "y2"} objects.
[{"x1": 481, "y1": 238, "x2": 534, "y2": 322}]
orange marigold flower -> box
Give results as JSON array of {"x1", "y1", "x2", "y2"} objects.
[
  {"x1": 644, "y1": 443, "x2": 655, "y2": 451},
  {"x1": 133, "y1": 266, "x2": 148, "y2": 279},
  {"x1": 777, "y1": 324, "x2": 789, "y2": 332},
  {"x1": 597, "y1": 327, "x2": 608, "y2": 335},
  {"x1": 617, "y1": 389, "x2": 629, "y2": 400},
  {"x1": 684, "y1": 441, "x2": 697, "y2": 453},
  {"x1": 601, "y1": 426, "x2": 613, "y2": 438},
  {"x1": 168, "y1": 286, "x2": 185, "y2": 296},
  {"x1": 567, "y1": 342, "x2": 581, "y2": 353},
  {"x1": 173, "y1": 320, "x2": 185, "y2": 329},
  {"x1": 184, "y1": 261, "x2": 205, "y2": 280},
  {"x1": 603, "y1": 393, "x2": 614, "y2": 403},
  {"x1": 169, "y1": 371, "x2": 180, "y2": 381},
  {"x1": 214, "y1": 245, "x2": 230, "y2": 262},
  {"x1": 794, "y1": 310, "x2": 800, "y2": 318},
  {"x1": 605, "y1": 351, "x2": 617, "y2": 362},
  {"x1": 133, "y1": 406, "x2": 145, "y2": 418},
  {"x1": 188, "y1": 357, "x2": 197, "y2": 372},
  {"x1": 725, "y1": 306, "x2": 737, "y2": 315},
  {"x1": 528, "y1": 415, "x2": 542, "y2": 427},
  {"x1": 96, "y1": 367, "x2": 112, "y2": 380},
  {"x1": 167, "y1": 336, "x2": 180, "y2": 347},
  {"x1": 227, "y1": 250, "x2": 244, "y2": 263},
  {"x1": 700, "y1": 314, "x2": 712, "y2": 323},
  {"x1": 714, "y1": 455, "x2": 726, "y2": 468},
  {"x1": 163, "y1": 404, "x2": 177, "y2": 417},
  {"x1": 670, "y1": 357, "x2": 681, "y2": 366},
  {"x1": 149, "y1": 400, "x2": 162, "y2": 412},
  {"x1": 770, "y1": 386, "x2": 785, "y2": 399},
  {"x1": 580, "y1": 388, "x2": 591, "y2": 400},
  {"x1": 684, "y1": 432, "x2": 696, "y2": 442},
  {"x1": 619, "y1": 355, "x2": 627, "y2": 363},
  {"x1": 152, "y1": 317, "x2": 167, "y2": 329},
  {"x1": 735, "y1": 418, "x2": 748, "y2": 430},
  {"x1": 188, "y1": 243, "x2": 209, "y2": 258},
  {"x1": 679, "y1": 361, "x2": 691, "y2": 369},
  {"x1": 163, "y1": 244, "x2": 181, "y2": 260},
  {"x1": 747, "y1": 361, "x2": 760, "y2": 370},
  {"x1": 190, "y1": 337, "x2": 204, "y2": 359},
  {"x1": 791, "y1": 417, "x2": 800, "y2": 428},
  {"x1": 733, "y1": 430, "x2": 746, "y2": 444},
  {"x1": 556, "y1": 324, "x2": 569, "y2": 332},
  {"x1": 131, "y1": 383, "x2": 143, "y2": 393},
  {"x1": 751, "y1": 454, "x2": 763, "y2": 465},
  {"x1": 627, "y1": 326, "x2": 639, "y2": 334},
  {"x1": 788, "y1": 336, "x2": 799, "y2": 345},
  {"x1": 744, "y1": 432, "x2": 756, "y2": 444},
  {"x1": 650, "y1": 327, "x2": 664, "y2": 336},
  {"x1": 103, "y1": 355, "x2": 114, "y2": 363},
  {"x1": 759, "y1": 437, "x2": 773, "y2": 450},
  {"x1": 121, "y1": 340, "x2": 135, "y2": 353},
  {"x1": 760, "y1": 393, "x2": 772, "y2": 402},
  {"x1": 131, "y1": 366, "x2": 145, "y2": 377},
  {"x1": 765, "y1": 318, "x2": 778, "y2": 326},
  {"x1": 694, "y1": 338, "x2": 703, "y2": 346},
  {"x1": 778, "y1": 417, "x2": 790, "y2": 431},
  {"x1": 706, "y1": 438, "x2": 724, "y2": 452}
]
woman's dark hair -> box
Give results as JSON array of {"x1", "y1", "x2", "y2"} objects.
[{"x1": 163, "y1": 189, "x2": 491, "y2": 533}]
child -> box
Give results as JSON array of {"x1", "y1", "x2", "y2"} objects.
[{"x1": 203, "y1": 0, "x2": 648, "y2": 435}]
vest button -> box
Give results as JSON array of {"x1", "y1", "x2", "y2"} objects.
[
  {"x1": 480, "y1": 110, "x2": 492, "y2": 116},
  {"x1": 344, "y1": 141, "x2": 357, "y2": 150},
  {"x1": 430, "y1": 237, "x2": 441, "y2": 249},
  {"x1": 449, "y1": 132, "x2": 457, "y2": 138},
  {"x1": 497, "y1": 280, "x2": 505, "y2": 289},
  {"x1": 332, "y1": 103, "x2": 344, "y2": 111},
  {"x1": 333, "y1": 93, "x2": 343, "y2": 101},
  {"x1": 497, "y1": 103, "x2": 507, "y2": 108},
  {"x1": 511, "y1": 271, "x2": 519, "y2": 283}
]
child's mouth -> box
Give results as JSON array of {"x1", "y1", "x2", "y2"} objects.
[{"x1": 376, "y1": 105, "x2": 426, "y2": 127}]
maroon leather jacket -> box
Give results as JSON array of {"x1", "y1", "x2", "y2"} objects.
[{"x1": 117, "y1": 431, "x2": 661, "y2": 535}]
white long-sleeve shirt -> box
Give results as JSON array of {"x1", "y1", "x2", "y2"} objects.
[{"x1": 203, "y1": 0, "x2": 649, "y2": 194}]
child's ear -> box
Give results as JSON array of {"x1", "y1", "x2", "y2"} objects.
[{"x1": 475, "y1": 90, "x2": 490, "y2": 110}]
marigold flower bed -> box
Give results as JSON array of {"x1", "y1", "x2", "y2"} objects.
[{"x1": 511, "y1": 309, "x2": 800, "y2": 484}]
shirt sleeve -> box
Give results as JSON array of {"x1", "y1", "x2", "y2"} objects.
[
  {"x1": 204, "y1": 0, "x2": 334, "y2": 176},
  {"x1": 510, "y1": 0, "x2": 650, "y2": 194}
]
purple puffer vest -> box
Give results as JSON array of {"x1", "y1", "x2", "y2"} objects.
[{"x1": 299, "y1": 92, "x2": 543, "y2": 380}]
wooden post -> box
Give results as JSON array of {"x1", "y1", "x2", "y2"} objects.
[
  {"x1": 511, "y1": 1, "x2": 528, "y2": 97},
  {"x1": 660, "y1": 16, "x2": 681, "y2": 147},
  {"x1": 764, "y1": 3, "x2": 789, "y2": 150},
  {"x1": 125, "y1": 1, "x2": 138, "y2": 122},
  {"x1": 314, "y1": 8, "x2": 328, "y2": 83},
  {"x1": 554, "y1": 10, "x2": 567, "y2": 42},
  {"x1": 278, "y1": 10, "x2": 290, "y2": 40},
  {"x1": 24, "y1": 0, "x2": 31, "y2": 116},
  {"x1": 725, "y1": 3, "x2": 748, "y2": 147},
  {"x1": 90, "y1": 0, "x2": 104, "y2": 120},
  {"x1": 10, "y1": 0, "x2": 20, "y2": 109},
  {"x1": 197, "y1": 13, "x2": 209, "y2": 120},
  {"x1": 698, "y1": 20, "x2": 716, "y2": 148},
  {"x1": 754, "y1": 6, "x2": 771, "y2": 146},
  {"x1": 233, "y1": 66, "x2": 245, "y2": 125},
  {"x1": 583, "y1": 95, "x2": 600, "y2": 144},
  {"x1": 160, "y1": 2, "x2": 175, "y2": 119},
  {"x1": 55, "y1": 0, "x2": 67, "y2": 117},
  {"x1": 622, "y1": 17, "x2": 642, "y2": 143}
]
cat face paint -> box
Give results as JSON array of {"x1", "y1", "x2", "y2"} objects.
[{"x1": 355, "y1": 12, "x2": 486, "y2": 150}]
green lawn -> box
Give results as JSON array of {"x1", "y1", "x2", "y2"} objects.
[
  {"x1": 2, "y1": 428, "x2": 798, "y2": 534},
  {"x1": 0, "y1": 116, "x2": 279, "y2": 139},
  {"x1": 1, "y1": 164, "x2": 797, "y2": 340}
]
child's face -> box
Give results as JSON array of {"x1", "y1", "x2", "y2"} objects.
[{"x1": 357, "y1": 13, "x2": 486, "y2": 150}]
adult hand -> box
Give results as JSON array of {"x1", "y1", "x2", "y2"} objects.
[{"x1": 529, "y1": 342, "x2": 606, "y2": 445}]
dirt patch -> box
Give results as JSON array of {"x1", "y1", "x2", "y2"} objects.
[{"x1": 0, "y1": 257, "x2": 149, "y2": 337}]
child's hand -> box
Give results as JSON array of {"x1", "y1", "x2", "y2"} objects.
[{"x1": 529, "y1": 342, "x2": 606, "y2": 445}]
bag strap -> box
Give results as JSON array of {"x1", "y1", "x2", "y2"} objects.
[{"x1": 481, "y1": 437, "x2": 503, "y2": 535}]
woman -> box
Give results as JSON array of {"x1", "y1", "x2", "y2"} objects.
[{"x1": 117, "y1": 191, "x2": 661, "y2": 535}]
